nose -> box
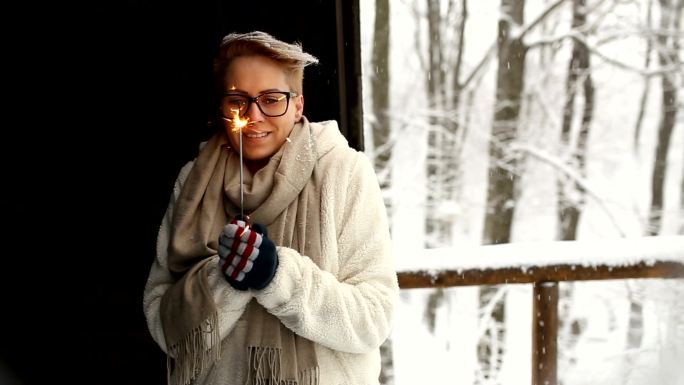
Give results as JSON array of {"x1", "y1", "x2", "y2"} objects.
[{"x1": 245, "y1": 100, "x2": 264, "y2": 122}]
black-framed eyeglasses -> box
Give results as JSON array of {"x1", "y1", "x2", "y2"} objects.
[{"x1": 220, "y1": 91, "x2": 298, "y2": 118}]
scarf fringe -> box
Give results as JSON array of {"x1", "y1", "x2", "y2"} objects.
[
  {"x1": 167, "y1": 312, "x2": 220, "y2": 385},
  {"x1": 246, "y1": 346, "x2": 319, "y2": 385},
  {"x1": 297, "y1": 367, "x2": 320, "y2": 385},
  {"x1": 247, "y1": 346, "x2": 282, "y2": 385}
]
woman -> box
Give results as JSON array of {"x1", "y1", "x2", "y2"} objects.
[{"x1": 143, "y1": 31, "x2": 399, "y2": 385}]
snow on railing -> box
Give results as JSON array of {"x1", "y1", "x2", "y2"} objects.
[
  {"x1": 396, "y1": 235, "x2": 684, "y2": 287},
  {"x1": 394, "y1": 235, "x2": 684, "y2": 385}
]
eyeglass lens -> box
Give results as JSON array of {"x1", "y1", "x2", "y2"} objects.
[{"x1": 221, "y1": 92, "x2": 291, "y2": 118}]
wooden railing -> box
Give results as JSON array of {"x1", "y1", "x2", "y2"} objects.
[{"x1": 395, "y1": 236, "x2": 684, "y2": 385}]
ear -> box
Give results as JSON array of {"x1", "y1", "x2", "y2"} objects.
[{"x1": 294, "y1": 94, "x2": 304, "y2": 121}]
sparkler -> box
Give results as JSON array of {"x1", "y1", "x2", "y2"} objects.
[{"x1": 228, "y1": 109, "x2": 250, "y2": 220}]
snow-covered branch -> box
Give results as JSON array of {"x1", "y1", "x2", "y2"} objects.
[
  {"x1": 510, "y1": 143, "x2": 628, "y2": 237},
  {"x1": 527, "y1": 30, "x2": 684, "y2": 77}
]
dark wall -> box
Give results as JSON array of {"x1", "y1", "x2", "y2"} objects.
[{"x1": 2, "y1": 1, "x2": 346, "y2": 384}]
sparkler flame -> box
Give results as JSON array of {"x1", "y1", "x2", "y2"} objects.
[{"x1": 230, "y1": 109, "x2": 249, "y2": 132}]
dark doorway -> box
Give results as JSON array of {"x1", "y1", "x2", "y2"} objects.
[{"x1": 1, "y1": 1, "x2": 360, "y2": 384}]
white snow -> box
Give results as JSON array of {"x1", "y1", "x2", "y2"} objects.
[{"x1": 396, "y1": 235, "x2": 684, "y2": 274}]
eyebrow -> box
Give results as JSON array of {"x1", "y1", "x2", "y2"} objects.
[{"x1": 224, "y1": 88, "x2": 285, "y2": 95}]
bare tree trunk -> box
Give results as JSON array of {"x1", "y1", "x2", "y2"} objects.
[
  {"x1": 423, "y1": 3, "x2": 447, "y2": 370},
  {"x1": 450, "y1": 0, "x2": 467, "y2": 114},
  {"x1": 482, "y1": 0, "x2": 526, "y2": 246},
  {"x1": 557, "y1": 0, "x2": 594, "y2": 241},
  {"x1": 632, "y1": 0, "x2": 682, "y2": 352},
  {"x1": 372, "y1": 0, "x2": 391, "y2": 205},
  {"x1": 680, "y1": 145, "x2": 684, "y2": 234},
  {"x1": 443, "y1": 0, "x2": 468, "y2": 212},
  {"x1": 479, "y1": 0, "x2": 526, "y2": 379},
  {"x1": 371, "y1": 1, "x2": 394, "y2": 383},
  {"x1": 425, "y1": 0, "x2": 470, "y2": 247},
  {"x1": 634, "y1": 0, "x2": 654, "y2": 153},
  {"x1": 555, "y1": 2, "x2": 596, "y2": 372},
  {"x1": 425, "y1": 0, "x2": 449, "y2": 247},
  {"x1": 648, "y1": 0, "x2": 681, "y2": 236},
  {"x1": 423, "y1": 0, "x2": 471, "y2": 374}
]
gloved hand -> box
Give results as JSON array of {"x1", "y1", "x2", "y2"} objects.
[{"x1": 218, "y1": 217, "x2": 278, "y2": 291}]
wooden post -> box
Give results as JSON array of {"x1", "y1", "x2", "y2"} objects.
[
  {"x1": 532, "y1": 281, "x2": 558, "y2": 385},
  {"x1": 395, "y1": 257, "x2": 684, "y2": 384}
]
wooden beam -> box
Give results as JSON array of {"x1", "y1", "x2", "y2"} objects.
[{"x1": 397, "y1": 261, "x2": 684, "y2": 289}]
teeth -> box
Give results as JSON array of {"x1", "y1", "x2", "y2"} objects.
[{"x1": 245, "y1": 132, "x2": 268, "y2": 138}]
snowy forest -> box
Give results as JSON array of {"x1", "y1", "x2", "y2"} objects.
[{"x1": 358, "y1": 0, "x2": 684, "y2": 384}]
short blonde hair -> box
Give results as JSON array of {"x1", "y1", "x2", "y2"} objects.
[{"x1": 214, "y1": 31, "x2": 319, "y2": 95}]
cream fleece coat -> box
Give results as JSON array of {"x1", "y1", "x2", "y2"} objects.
[{"x1": 143, "y1": 120, "x2": 399, "y2": 385}]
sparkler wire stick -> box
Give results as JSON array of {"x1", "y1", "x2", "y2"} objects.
[
  {"x1": 239, "y1": 125, "x2": 244, "y2": 219},
  {"x1": 227, "y1": 107, "x2": 249, "y2": 224}
]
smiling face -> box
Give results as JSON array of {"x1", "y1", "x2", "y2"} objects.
[{"x1": 223, "y1": 55, "x2": 304, "y2": 167}]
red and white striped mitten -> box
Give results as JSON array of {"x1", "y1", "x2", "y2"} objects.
[{"x1": 218, "y1": 217, "x2": 278, "y2": 291}]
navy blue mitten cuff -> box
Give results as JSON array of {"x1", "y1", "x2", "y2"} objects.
[
  {"x1": 245, "y1": 223, "x2": 279, "y2": 290},
  {"x1": 247, "y1": 239, "x2": 278, "y2": 290}
]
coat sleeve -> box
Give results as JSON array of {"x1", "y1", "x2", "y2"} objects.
[
  {"x1": 254, "y1": 152, "x2": 399, "y2": 354},
  {"x1": 143, "y1": 161, "x2": 253, "y2": 354}
]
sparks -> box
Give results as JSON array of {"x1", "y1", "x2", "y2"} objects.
[{"x1": 230, "y1": 109, "x2": 250, "y2": 132}]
